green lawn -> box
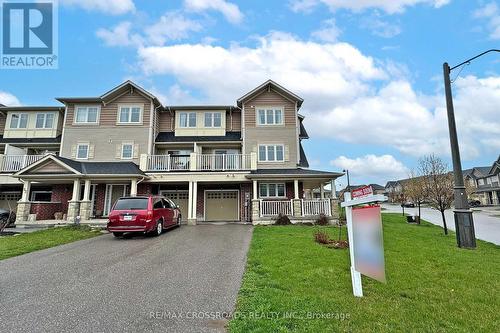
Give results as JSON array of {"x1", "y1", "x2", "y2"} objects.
[
  {"x1": 229, "y1": 214, "x2": 500, "y2": 332},
  {"x1": 0, "y1": 225, "x2": 102, "y2": 260}
]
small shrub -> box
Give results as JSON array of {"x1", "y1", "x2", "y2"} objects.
[
  {"x1": 274, "y1": 213, "x2": 292, "y2": 225},
  {"x1": 314, "y1": 230, "x2": 331, "y2": 244},
  {"x1": 315, "y1": 213, "x2": 329, "y2": 226}
]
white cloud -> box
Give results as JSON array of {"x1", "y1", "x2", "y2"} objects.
[
  {"x1": 473, "y1": 2, "x2": 500, "y2": 39},
  {"x1": 184, "y1": 0, "x2": 244, "y2": 24},
  {"x1": 96, "y1": 13, "x2": 203, "y2": 47},
  {"x1": 0, "y1": 91, "x2": 21, "y2": 106},
  {"x1": 311, "y1": 19, "x2": 342, "y2": 42},
  {"x1": 133, "y1": 32, "x2": 499, "y2": 162},
  {"x1": 96, "y1": 22, "x2": 143, "y2": 47},
  {"x1": 290, "y1": 0, "x2": 450, "y2": 14},
  {"x1": 331, "y1": 154, "x2": 410, "y2": 183},
  {"x1": 60, "y1": 0, "x2": 135, "y2": 15},
  {"x1": 361, "y1": 17, "x2": 402, "y2": 38}
]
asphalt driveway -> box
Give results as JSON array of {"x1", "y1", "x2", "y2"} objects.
[{"x1": 0, "y1": 224, "x2": 253, "y2": 333}]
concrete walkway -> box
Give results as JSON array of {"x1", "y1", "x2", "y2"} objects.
[
  {"x1": 382, "y1": 204, "x2": 500, "y2": 245},
  {"x1": 0, "y1": 224, "x2": 253, "y2": 332}
]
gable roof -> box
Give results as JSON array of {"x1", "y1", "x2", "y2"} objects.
[
  {"x1": 14, "y1": 154, "x2": 146, "y2": 177},
  {"x1": 237, "y1": 80, "x2": 304, "y2": 108},
  {"x1": 56, "y1": 80, "x2": 162, "y2": 107}
]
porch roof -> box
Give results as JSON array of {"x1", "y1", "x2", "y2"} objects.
[
  {"x1": 0, "y1": 135, "x2": 61, "y2": 144},
  {"x1": 247, "y1": 168, "x2": 343, "y2": 179},
  {"x1": 155, "y1": 131, "x2": 242, "y2": 143}
]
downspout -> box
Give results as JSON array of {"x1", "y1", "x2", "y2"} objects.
[
  {"x1": 147, "y1": 100, "x2": 154, "y2": 155},
  {"x1": 60, "y1": 103, "x2": 68, "y2": 157}
]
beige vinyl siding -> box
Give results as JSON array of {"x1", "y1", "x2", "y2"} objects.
[
  {"x1": 32, "y1": 161, "x2": 71, "y2": 174},
  {"x1": 61, "y1": 91, "x2": 152, "y2": 163},
  {"x1": 66, "y1": 94, "x2": 151, "y2": 126},
  {"x1": 227, "y1": 111, "x2": 242, "y2": 131},
  {"x1": 0, "y1": 113, "x2": 5, "y2": 134},
  {"x1": 243, "y1": 89, "x2": 299, "y2": 169},
  {"x1": 243, "y1": 90, "x2": 296, "y2": 128},
  {"x1": 158, "y1": 112, "x2": 174, "y2": 132}
]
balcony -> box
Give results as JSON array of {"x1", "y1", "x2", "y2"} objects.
[
  {"x1": 0, "y1": 155, "x2": 45, "y2": 172},
  {"x1": 141, "y1": 153, "x2": 257, "y2": 172}
]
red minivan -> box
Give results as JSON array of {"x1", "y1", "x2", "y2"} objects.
[{"x1": 107, "y1": 196, "x2": 181, "y2": 237}]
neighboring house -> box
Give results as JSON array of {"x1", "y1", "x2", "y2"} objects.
[
  {"x1": 464, "y1": 156, "x2": 500, "y2": 206},
  {"x1": 0, "y1": 80, "x2": 342, "y2": 224}
]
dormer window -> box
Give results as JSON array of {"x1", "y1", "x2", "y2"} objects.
[
  {"x1": 10, "y1": 113, "x2": 28, "y2": 129},
  {"x1": 35, "y1": 113, "x2": 55, "y2": 129},
  {"x1": 204, "y1": 112, "x2": 222, "y2": 127},
  {"x1": 257, "y1": 108, "x2": 283, "y2": 126},
  {"x1": 179, "y1": 112, "x2": 196, "y2": 128}
]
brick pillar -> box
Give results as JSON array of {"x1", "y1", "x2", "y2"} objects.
[
  {"x1": 330, "y1": 198, "x2": 340, "y2": 220},
  {"x1": 80, "y1": 201, "x2": 91, "y2": 220},
  {"x1": 251, "y1": 199, "x2": 260, "y2": 225},
  {"x1": 15, "y1": 202, "x2": 31, "y2": 223}
]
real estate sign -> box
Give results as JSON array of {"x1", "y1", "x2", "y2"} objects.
[
  {"x1": 351, "y1": 185, "x2": 373, "y2": 199},
  {"x1": 352, "y1": 205, "x2": 386, "y2": 283}
]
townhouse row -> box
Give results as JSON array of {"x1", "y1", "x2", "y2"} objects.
[{"x1": 0, "y1": 80, "x2": 342, "y2": 224}]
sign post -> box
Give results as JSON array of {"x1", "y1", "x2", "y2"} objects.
[{"x1": 341, "y1": 186, "x2": 387, "y2": 297}]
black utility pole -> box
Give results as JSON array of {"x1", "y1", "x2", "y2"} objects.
[
  {"x1": 343, "y1": 169, "x2": 350, "y2": 193},
  {"x1": 443, "y1": 49, "x2": 499, "y2": 248}
]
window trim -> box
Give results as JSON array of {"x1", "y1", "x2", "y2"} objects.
[
  {"x1": 259, "y1": 183, "x2": 286, "y2": 198},
  {"x1": 121, "y1": 143, "x2": 134, "y2": 160},
  {"x1": 76, "y1": 143, "x2": 90, "y2": 160},
  {"x1": 256, "y1": 107, "x2": 284, "y2": 126},
  {"x1": 178, "y1": 112, "x2": 197, "y2": 128},
  {"x1": 116, "y1": 104, "x2": 144, "y2": 125},
  {"x1": 74, "y1": 105, "x2": 101, "y2": 125},
  {"x1": 258, "y1": 144, "x2": 285, "y2": 162},
  {"x1": 35, "y1": 112, "x2": 55, "y2": 129},
  {"x1": 9, "y1": 113, "x2": 29, "y2": 129},
  {"x1": 204, "y1": 112, "x2": 222, "y2": 128},
  {"x1": 30, "y1": 191, "x2": 53, "y2": 202}
]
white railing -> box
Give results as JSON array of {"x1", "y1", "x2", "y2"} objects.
[
  {"x1": 260, "y1": 200, "x2": 294, "y2": 217},
  {"x1": 0, "y1": 155, "x2": 45, "y2": 172},
  {"x1": 146, "y1": 155, "x2": 190, "y2": 171},
  {"x1": 197, "y1": 154, "x2": 252, "y2": 171},
  {"x1": 302, "y1": 199, "x2": 331, "y2": 216}
]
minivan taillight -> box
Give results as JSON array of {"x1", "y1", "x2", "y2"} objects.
[{"x1": 146, "y1": 210, "x2": 153, "y2": 222}]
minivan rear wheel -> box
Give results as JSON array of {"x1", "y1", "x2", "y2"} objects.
[
  {"x1": 153, "y1": 220, "x2": 163, "y2": 236},
  {"x1": 177, "y1": 215, "x2": 181, "y2": 227}
]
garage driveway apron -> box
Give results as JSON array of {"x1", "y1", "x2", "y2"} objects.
[{"x1": 0, "y1": 224, "x2": 253, "y2": 333}]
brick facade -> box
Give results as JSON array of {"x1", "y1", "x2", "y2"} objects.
[
  {"x1": 30, "y1": 202, "x2": 62, "y2": 220},
  {"x1": 51, "y1": 184, "x2": 72, "y2": 214}
]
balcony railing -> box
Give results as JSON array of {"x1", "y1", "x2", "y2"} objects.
[
  {"x1": 197, "y1": 154, "x2": 252, "y2": 171},
  {"x1": 0, "y1": 155, "x2": 45, "y2": 172},
  {"x1": 146, "y1": 155, "x2": 190, "y2": 172},
  {"x1": 260, "y1": 200, "x2": 294, "y2": 217},
  {"x1": 302, "y1": 199, "x2": 331, "y2": 216},
  {"x1": 142, "y1": 153, "x2": 256, "y2": 172}
]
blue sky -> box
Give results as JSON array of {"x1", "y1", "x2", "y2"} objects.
[{"x1": 1, "y1": 0, "x2": 500, "y2": 187}]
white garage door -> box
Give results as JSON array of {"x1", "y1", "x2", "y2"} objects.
[
  {"x1": 205, "y1": 190, "x2": 239, "y2": 221},
  {"x1": 0, "y1": 192, "x2": 21, "y2": 211}
]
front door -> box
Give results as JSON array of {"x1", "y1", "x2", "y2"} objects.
[{"x1": 104, "y1": 185, "x2": 128, "y2": 216}]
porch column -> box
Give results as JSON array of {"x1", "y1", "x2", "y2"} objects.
[
  {"x1": 187, "y1": 181, "x2": 196, "y2": 225},
  {"x1": 320, "y1": 184, "x2": 325, "y2": 199},
  {"x1": 16, "y1": 180, "x2": 32, "y2": 223},
  {"x1": 192, "y1": 181, "x2": 198, "y2": 222},
  {"x1": 253, "y1": 180, "x2": 258, "y2": 200},
  {"x1": 80, "y1": 180, "x2": 92, "y2": 221},
  {"x1": 294, "y1": 180, "x2": 299, "y2": 199},
  {"x1": 130, "y1": 179, "x2": 138, "y2": 197},
  {"x1": 292, "y1": 180, "x2": 302, "y2": 218},
  {"x1": 67, "y1": 179, "x2": 81, "y2": 222}
]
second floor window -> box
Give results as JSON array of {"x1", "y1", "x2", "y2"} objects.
[
  {"x1": 119, "y1": 106, "x2": 142, "y2": 124},
  {"x1": 179, "y1": 112, "x2": 196, "y2": 127},
  {"x1": 35, "y1": 113, "x2": 54, "y2": 129},
  {"x1": 258, "y1": 144, "x2": 284, "y2": 162},
  {"x1": 10, "y1": 113, "x2": 28, "y2": 129},
  {"x1": 121, "y1": 144, "x2": 133, "y2": 159},
  {"x1": 75, "y1": 106, "x2": 99, "y2": 124},
  {"x1": 257, "y1": 108, "x2": 283, "y2": 125},
  {"x1": 204, "y1": 112, "x2": 222, "y2": 127},
  {"x1": 76, "y1": 144, "x2": 89, "y2": 159}
]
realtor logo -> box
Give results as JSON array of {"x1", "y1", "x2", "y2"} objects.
[{"x1": 1, "y1": 0, "x2": 58, "y2": 69}]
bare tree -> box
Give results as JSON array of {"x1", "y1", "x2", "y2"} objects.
[
  {"x1": 395, "y1": 182, "x2": 408, "y2": 216},
  {"x1": 419, "y1": 155, "x2": 454, "y2": 235},
  {"x1": 406, "y1": 170, "x2": 426, "y2": 223}
]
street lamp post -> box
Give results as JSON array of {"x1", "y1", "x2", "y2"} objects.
[
  {"x1": 443, "y1": 49, "x2": 500, "y2": 248},
  {"x1": 343, "y1": 169, "x2": 350, "y2": 192}
]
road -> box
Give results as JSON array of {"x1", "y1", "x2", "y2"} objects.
[
  {"x1": 0, "y1": 224, "x2": 253, "y2": 333},
  {"x1": 382, "y1": 203, "x2": 500, "y2": 245}
]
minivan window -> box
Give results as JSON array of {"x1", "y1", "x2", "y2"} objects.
[
  {"x1": 153, "y1": 199, "x2": 164, "y2": 209},
  {"x1": 162, "y1": 199, "x2": 171, "y2": 208},
  {"x1": 113, "y1": 198, "x2": 148, "y2": 210}
]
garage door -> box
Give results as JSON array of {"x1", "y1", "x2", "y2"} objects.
[
  {"x1": 0, "y1": 192, "x2": 21, "y2": 211},
  {"x1": 161, "y1": 191, "x2": 189, "y2": 221},
  {"x1": 205, "y1": 190, "x2": 239, "y2": 221}
]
